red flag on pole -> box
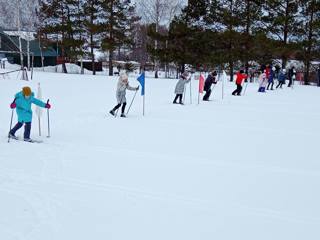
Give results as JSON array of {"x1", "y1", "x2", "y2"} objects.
[{"x1": 199, "y1": 74, "x2": 205, "y2": 93}]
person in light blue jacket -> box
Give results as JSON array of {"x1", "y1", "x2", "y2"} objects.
[{"x1": 9, "y1": 86, "x2": 51, "y2": 142}]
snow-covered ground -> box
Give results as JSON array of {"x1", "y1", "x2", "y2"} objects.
[{"x1": 0, "y1": 69, "x2": 320, "y2": 240}]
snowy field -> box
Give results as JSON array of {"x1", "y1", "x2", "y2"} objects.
[{"x1": 1, "y1": 69, "x2": 320, "y2": 240}]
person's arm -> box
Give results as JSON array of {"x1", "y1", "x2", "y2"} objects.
[
  {"x1": 31, "y1": 97, "x2": 46, "y2": 108},
  {"x1": 127, "y1": 84, "x2": 138, "y2": 91}
]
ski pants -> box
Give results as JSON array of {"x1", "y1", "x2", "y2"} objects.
[
  {"x1": 173, "y1": 94, "x2": 183, "y2": 103},
  {"x1": 203, "y1": 89, "x2": 212, "y2": 101},
  {"x1": 276, "y1": 82, "x2": 284, "y2": 89},
  {"x1": 10, "y1": 122, "x2": 31, "y2": 139},
  {"x1": 267, "y1": 82, "x2": 274, "y2": 90},
  {"x1": 232, "y1": 84, "x2": 242, "y2": 96},
  {"x1": 113, "y1": 102, "x2": 127, "y2": 114}
]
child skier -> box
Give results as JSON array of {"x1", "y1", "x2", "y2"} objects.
[
  {"x1": 276, "y1": 69, "x2": 287, "y2": 89},
  {"x1": 9, "y1": 86, "x2": 51, "y2": 142},
  {"x1": 203, "y1": 71, "x2": 217, "y2": 101},
  {"x1": 267, "y1": 66, "x2": 275, "y2": 90},
  {"x1": 258, "y1": 71, "x2": 268, "y2": 92},
  {"x1": 232, "y1": 70, "x2": 247, "y2": 96},
  {"x1": 109, "y1": 73, "x2": 139, "y2": 118},
  {"x1": 173, "y1": 71, "x2": 190, "y2": 104}
]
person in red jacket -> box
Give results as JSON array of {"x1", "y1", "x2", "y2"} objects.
[{"x1": 232, "y1": 70, "x2": 247, "y2": 96}]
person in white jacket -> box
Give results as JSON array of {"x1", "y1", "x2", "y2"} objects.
[
  {"x1": 258, "y1": 70, "x2": 268, "y2": 92},
  {"x1": 109, "y1": 73, "x2": 139, "y2": 117}
]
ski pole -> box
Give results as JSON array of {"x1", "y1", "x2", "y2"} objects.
[
  {"x1": 243, "y1": 81, "x2": 249, "y2": 96},
  {"x1": 46, "y1": 99, "x2": 50, "y2": 138},
  {"x1": 189, "y1": 76, "x2": 192, "y2": 104},
  {"x1": 8, "y1": 98, "x2": 16, "y2": 143},
  {"x1": 126, "y1": 89, "x2": 138, "y2": 115}
]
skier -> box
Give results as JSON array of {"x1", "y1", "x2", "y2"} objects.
[
  {"x1": 173, "y1": 71, "x2": 190, "y2": 104},
  {"x1": 258, "y1": 70, "x2": 268, "y2": 92},
  {"x1": 8, "y1": 86, "x2": 51, "y2": 142},
  {"x1": 288, "y1": 66, "x2": 296, "y2": 87},
  {"x1": 276, "y1": 69, "x2": 287, "y2": 89},
  {"x1": 109, "y1": 73, "x2": 139, "y2": 117},
  {"x1": 203, "y1": 71, "x2": 217, "y2": 101},
  {"x1": 232, "y1": 70, "x2": 247, "y2": 96},
  {"x1": 267, "y1": 66, "x2": 275, "y2": 90}
]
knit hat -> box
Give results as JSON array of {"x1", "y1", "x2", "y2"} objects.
[{"x1": 22, "y1": 86, "x2": 32, "y2": 96}]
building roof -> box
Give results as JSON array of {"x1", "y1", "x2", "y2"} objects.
[
  {"x1": 0, "y1": 28, "x2": 57, "y2": 57},
  {"x1": 0, "y1": 27, "x2": 20, "y2": 52},
  {"x1": 10, "y1": 36, "x2": 58, "y2": 57}
]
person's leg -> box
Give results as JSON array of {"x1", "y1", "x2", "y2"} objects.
[
  {"x1": 173, "y1": 94, "x2": 179, "y2": 103},
  {"x1": 178, "y1": 94, "x2": 183, "y2": 104},
  {"x1": 271, "y1": 82, "x2": 274, "y2": 90},
  {"x1": 232, "y1": 87, "x2": 238, "y2": 95},
  {"x1": 237, "y1": 84, "x2": 242, "y2": 95},
  {"x1": 24, "y1": 122, "x2": 31, "y2": 140},
  {"x1": 121, "y1": 103, "x2": 127, "y2": 114},
  {"x1": 267, "y1": 82, "x2": 270, "y2": 90},
  {"x1": 203, "y1": 89, "x2": 211, "y2": 100},
  {"x1": 9, "y1": 122, "x2": 23, "y2": 136}
]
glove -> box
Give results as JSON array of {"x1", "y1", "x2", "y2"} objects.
[
  {"x1": 45, "y1": 103, "x2": 51, "y2": 109},
  {"x1": 136, "y1": 86, "x2": 139, "y2": 90},
  {"x1": 10, "y1": 103, "x2": 16, "y2": 109}
]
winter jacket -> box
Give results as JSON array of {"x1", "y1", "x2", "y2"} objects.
[
  {"x1": 204, "y1": 74, "x2": 217, "y2": 91},
  {"x1": 174, "y1": 76, "x2": 191, "y2": 94},
  {"x1": 235, "y1": 72, "x2": 247, "y2": 85},
  {"x1": 259, "y1": 73, "x2": 268, "y2": 88},
  {"x1": 265, "y1": 67, "x2": 271, "y2": 79},
  {"x1": 278, "y1": 72, "x2": 287, "y2": 83},
  {"x1": 116, "y1": 77, "x2": 136, "y2": 104},
  {"x1": 14, "y1": 91, "x2": 46, "y2": 123}
]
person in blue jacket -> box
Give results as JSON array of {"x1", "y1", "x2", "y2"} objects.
[
  {"x1": 9, "y1": 86, "x2": 51, "y2": 142},
  {"x1": 276, "y1": 69, "x2": 287, "y2": 89}
]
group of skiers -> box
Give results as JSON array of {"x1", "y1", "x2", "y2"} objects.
[
  {"x1": 7, "y1": 65, "x2": 299, "y2": 142},
  {"x1": 232, "y1": 65, "x2": 297, "y2": 96}
]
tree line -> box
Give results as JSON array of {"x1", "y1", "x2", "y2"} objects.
[
  {"x1": 149, "y1": 0, "x2": 320, "y2": 84},
  {"x1": 1, "y1": 0, "x2": 319, "y2": 84}
]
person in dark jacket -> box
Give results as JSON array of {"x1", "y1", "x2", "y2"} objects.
[
  {"x1": 203, "y1": 71, "x2": 217, "y2": 101},
  {"x1": 267, "y1": 66, "x2": 275, "y2": 90},
  {"x1": 288, "y1": 66, "x2": 296, "y2": 87}
]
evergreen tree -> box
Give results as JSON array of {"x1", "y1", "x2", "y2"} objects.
[
  {"x1": 297, "y1": 0, "x2": 320, "y2": 84},
  {"x1": 263, "y1": 0, "x2": 300, "y2": 68},
  {"x1": 83, "y1": 0, "x2": 102, "y2": 75},
  {"x1": 100, "y1": 0, "x2": 139, "y2": 76},
  {"x1": 38, "y1": 0, "x2": 85, "y2": 73},
  {"x1": 217, "y1": 0, "x2": 244, "y2": 81}
]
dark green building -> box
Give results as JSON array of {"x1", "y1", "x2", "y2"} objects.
[{"x1": 0, "y1": 27, "x2": 58, "y2": 67}]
